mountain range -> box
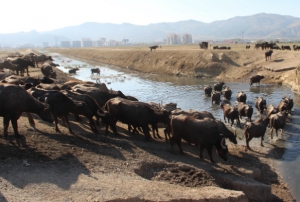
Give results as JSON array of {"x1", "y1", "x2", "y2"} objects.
[{"x1": 1, "y1": 13, "x2": 300, "y2": 47}]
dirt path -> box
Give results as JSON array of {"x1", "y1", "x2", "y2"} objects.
[{"x1": 0, "y1": 49, "x2": 296, "y2": 201}]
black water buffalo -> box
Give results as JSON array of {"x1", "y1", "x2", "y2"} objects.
[
  {"x1": 281, "y1": 45, "x2": 291, "y2": 50},
  {"x1": 220, "y1": 101, "x2": 241, "y2": 127},
  {"x1": 7, "y1": 58, "x2": 35, "y2": 76},
  {"x1": 41, "y1": 63, "x2": 57, "y2": 79},
  {"x1": 264, "y1": 43, "x2": 276, "y2": 50},
  {"x1": 271, "y1": 45, "x2": 281, "y2": 50},
  {"x1": 222, "y1": 86, "x2": 232, "y2": 100},
  {"x1": 269, "y1": 111, "x2": 288, "y2": 139},
  {"x1": 265, "y1": 50, "x2": 273, "y2": 61},
  {"x1": 246, "y1": 45, "x2": 250, "y2": 49},
  {"x1": 213, "y1": 82, "x2": 225, "y2": 91},
  {"x1": 104, "y1": 97, "x2": 170, "y2": 140},
  {"x1": 266, "y1": 104, "x2": 279, "y2": 117},
  {"x1": 254, "y1": 97, "x2": 267, "y2": 115},
  {"x1": 236, "y1": 91, "x2": 247, "y2": 103},
  {"x1": 0, "y1": 60, "x2": 17, "y2": 71},
  {"x1": 211, "y1": 91, "x2": 221, "y2": 104},
  {"x1": 250, "y1": 75, "x2": 265, "y2": 86},
  {"x1": 69, "y1": 67, "x2": 79, "y2": 74},
  {"x1": 280, "y1": 96, "x2": 293, "y2": 114},
  {"x1": 35, "y1": 54, "x2": 54, "y2": 67},
  {"x1": 170, "y1": 114, "x2": 228, "y2": 163},
  {"x1": 293, "y1": 45, "x2": 300, "y2": 51},
  {"x1": 277, "y1": 98, "x2": 290, "y2": 113},
  {"x1": 62, "y1": 90, "x2": 114, "y2": 134},
  {"x1": 27, "y1": 87, "x2": 89, "y2": 134},
  {"x1": 213, "y1": 46, "x2": 218, "y2": 49},
  {"x1": 204, "y1": 85, "x2": 212, "y2": 96},
  {"x1": 217, "y1": 46, "x2": 227, "y2": 50},
  {"x1": 91, "y1": 68, "x2": 100, "y2": 75},
  {"x1": 149, "y1": 45, "x2": 159, "y2": 52},
  {"x1": 0, "y1": 84, "x2": 53, "y2": 138},
  {"x1": 254, "y1": 42, "x2": 267, "y2": 50},
  {"x1": 73, "y1": 87, "x2": 127, "y2": 125},
  {"x1": 199, "y1": 42, "x2": 208, "y2": 49},
  {"x1": 237, "y1": 102, "x2": 253, "y2": 122},
  {"x1": 242, "y1": 116, "x2": 270, "y2": 150}
]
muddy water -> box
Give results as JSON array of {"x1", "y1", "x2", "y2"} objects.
[{"x1": 52, "y1": 53, "x2": 300, "y2": 200}]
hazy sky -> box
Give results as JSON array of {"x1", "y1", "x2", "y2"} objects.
[{"x1": 1, "y1": 0, "x2": 299, "y2": 34}]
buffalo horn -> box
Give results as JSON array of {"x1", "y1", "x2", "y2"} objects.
[
  {"x1": 97, "y1": 109, "x2": 106, "y2": 117},
  {"x1": 221, "y1": 137, "x2": 226, "y2": 149}
]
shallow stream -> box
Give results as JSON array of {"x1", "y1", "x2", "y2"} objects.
[{"x1": 52, "y1": 53, "x2": 300, "y2": 200}]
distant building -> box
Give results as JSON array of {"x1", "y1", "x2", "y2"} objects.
[
  {"x1": 107, "y1": 40, "x2": 119, "y2": 46},
  {"x1": 167, "y1": 33, "x2": 181, "y2": 45},
  {"x1": 94, "y1": 38, "x2": 106, "y2": 47},
  {"x1": 20, "y1": 43, "x2": 35, "y2": 48},
  {"x1": 121, "y1": 39, "x2": 129, "y2": 45},
  {"x1": 182, "y1": 33, "x2": 192, "y2": 44},
  {"x1": 72, "y1": 40, "x2": 81, "y2": 48},
  {"x1": 42, "y1": 42, "x2": 49, "y2": 48},
  {"x1": 61, "y1": 41, "x2": 71, "y2": 48},
  {"x1": 82, "y1": 38, "x2": 93, "y2": 47}
]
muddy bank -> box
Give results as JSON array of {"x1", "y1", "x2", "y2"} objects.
[{"x1": 48, "y1": 47, "x2": 300, "y2": 93}]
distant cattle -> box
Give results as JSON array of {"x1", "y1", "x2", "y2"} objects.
[
  {"x1": 281, "y1": 45, "x2": 291, "y2": 50},
  {"x1": 264, "y1": 43, "x2": 276, "y2": 50},
  {"x1": 271, "y1": 45, "x2": 281, "y2": 50},
  {"x1": 222, "y1": 86, "x2": 232, "y2": 100},
  {"x1": 254, "y1": 42, "x2": 267, "y2": 50},
  {"x1": 211, "y1": 91, "x2": 221, "y2": 104},
  {"x1": 246, "y1": 45, "x2": 251, "y2": 49},
  {"x1": 213, "y1": 82, "x2": 225, "y2": 91},
  {"x1": 250, "y1": 75, "x2": 265, "y2": 86},
  {"x1": 69, "y1": 67, "x2": 79, "y2": 74},
  {"x1": 265, "y1": 50, "x2": 273, "y2": 61},
  {"x1": 293, "y1": 45, "x2": 300, "y2": 51},
  {"x1": 254, "y1": 97, "x2": 267, "y2": 115},
  {"x1": 149, "y1": 45, "x2": 159, "y2": 52},
  {"x1": 91, "y1": 68, "x2": 100, "y2": 75},
  {"x1": 204, "y1": 85, "x2": 212, "y2": 96},
  {"x1": 236, "y1": 91, "x2": 247, "y2": 103},
  {"x1": 199, "y1": 42, "x2": 208, "y2": 49},
  {"x1": 213, "y1": 46, "x2": 219, "y2": 49},
  {"x1": 34, "y1": 54, "x2": 54, "y2": 67}
]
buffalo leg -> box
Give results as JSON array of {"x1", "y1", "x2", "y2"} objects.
[
  {"x1": 63, "y1": 115, "x2": 73, "y2": 134},
  {"x1": 26, "y1": 67, "x2": 30, "y2": 76},
  {"x1": 3, "y1": 117, "x2": 10, "y2": 139},
  {"x1": 199, "y1": 145, "x2": 204, "y2": 159},
  {"x1": 270, "y1": 128, "x2": 274, "y2": 139},
  {"x1": 89, "y1": 117, "x2": 98, "y2": 134},
  {"x1": 54, "y1": 116, "x2": 61, "y2": 133},
  {"x1": 26, "y1": 112, "x2": 36, "y2": 130},
  {"x1": 260, "y1": 135, "x2": 264, "y2": 147},
  {"x1": 206, "y1": 147, "x2": 215, "y2": 164},
  {"x1": 246, "y1": 135, "x2": 253, "y2": 150},
  {"x1": 280, "y1": 129, "x2": 283, "y2": 138},
  {"x1": 11, "y1": 118, "x2": 21, "y2": 138}
]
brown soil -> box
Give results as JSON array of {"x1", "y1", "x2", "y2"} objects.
[{"x1": 0, "y1": 48, "x2": 296, "y2": 201}]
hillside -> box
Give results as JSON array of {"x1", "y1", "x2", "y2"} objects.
[{"x1": 1, "y1": 13, "x2": 300, "y2": 47}]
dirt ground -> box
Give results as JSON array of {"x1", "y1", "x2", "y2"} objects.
[{"x1": 0, "y1": 48, "x2": 297, "y2": 201}]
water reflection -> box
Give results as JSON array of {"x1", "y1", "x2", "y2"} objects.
[{"x1": 51, "y1": 53, "x2": 300, "y2": 200}]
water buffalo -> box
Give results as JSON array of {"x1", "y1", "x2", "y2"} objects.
[
  {"x1": 246, "y1": 45, "x2": 250, "y2": 49},
  {"x1": 293, "y1": 45, "x2": 300, "y2": 51},
  {"x1": 250, "y1": 75, "x2": 265, "y2": 86},
  {"x1": 69, "y1": 67, "x2": 79, "y2": 74},
  {"x1": 242, "y1": 116, "x2": 270, "y2": 150},
  {"x1": 7, "y1": 58, "x2": 35, "y2": 76},
  {"x1": 279, "y1": 96, "x2": 293, "y2": 114},
  {"x1": 0, "y1": 60, "x2": 17, "y2": 71},
  {"x1": 236, "y1": 91, "x2": 247, "y2": 103},
  {"x1": 271, "y1": 45, "x2": 281, "y2": 50},
  {"x1": 91, "y1": 68, "x2": 100, "y2": 75},
  {"x1": 266, "y1": 104, "x2": 279, "y2": 117},
  {"x1": 265, "y1": 50, "x2": 273, "y2": 61},
  {"x1": 199, "y1": 42, "x2": 208, "y2": 49},
  {"x1": 149, "y1": 45, "x2": 159, "y2": 52},
  {"x1": 281, "y1": 45, "x2": 291, "y2": 50},
  {"x1": 35, "y1": 54, "x2": 54, "y2": 67},
  {"x1": 211, "y1": 91, "x2": 221, "y2": 104},
  {"x1": 0, "y1": 84, "x2": 53, "y2": 138},
  {"x1": 220, "y1": 101, "x2": 240, "y2": 127},
  {"x1": 213, "y1": 82, "x2": 225, "y2": 91},
  {"x1": 269, "y1": 111, "x2": 288, "y2": 139},
  {"x1": 213, "y1": 46, "x2": 218, "y2": 49},
  {"x1": 28, "y1": 87, "x2": 89, "y2": 134},
  {"x1": 41, "y1": 63, "x2": 57, "y2": 79},
  {"x1": 170, "y1": 114, "x2": 228, "y2": 163},
  {"x1": 222, "y1": 86, "x2": 232, "y2": 100},
  {"x1": 254, "y1": 97, "x2": 267, "y2": 115},
  {"x1": 204, "y1": 85, "x2": 212, "y2": 96},
  {"x1": 237, "y1": 102, "x2": 253, "y2": 122},
  {"x1": 104, "y1": 97, "x2": 170, "y2": 140}
]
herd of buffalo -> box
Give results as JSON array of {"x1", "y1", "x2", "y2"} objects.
[{"x1": 0, "y1": 51, "x2": 294, "y2": 164}]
